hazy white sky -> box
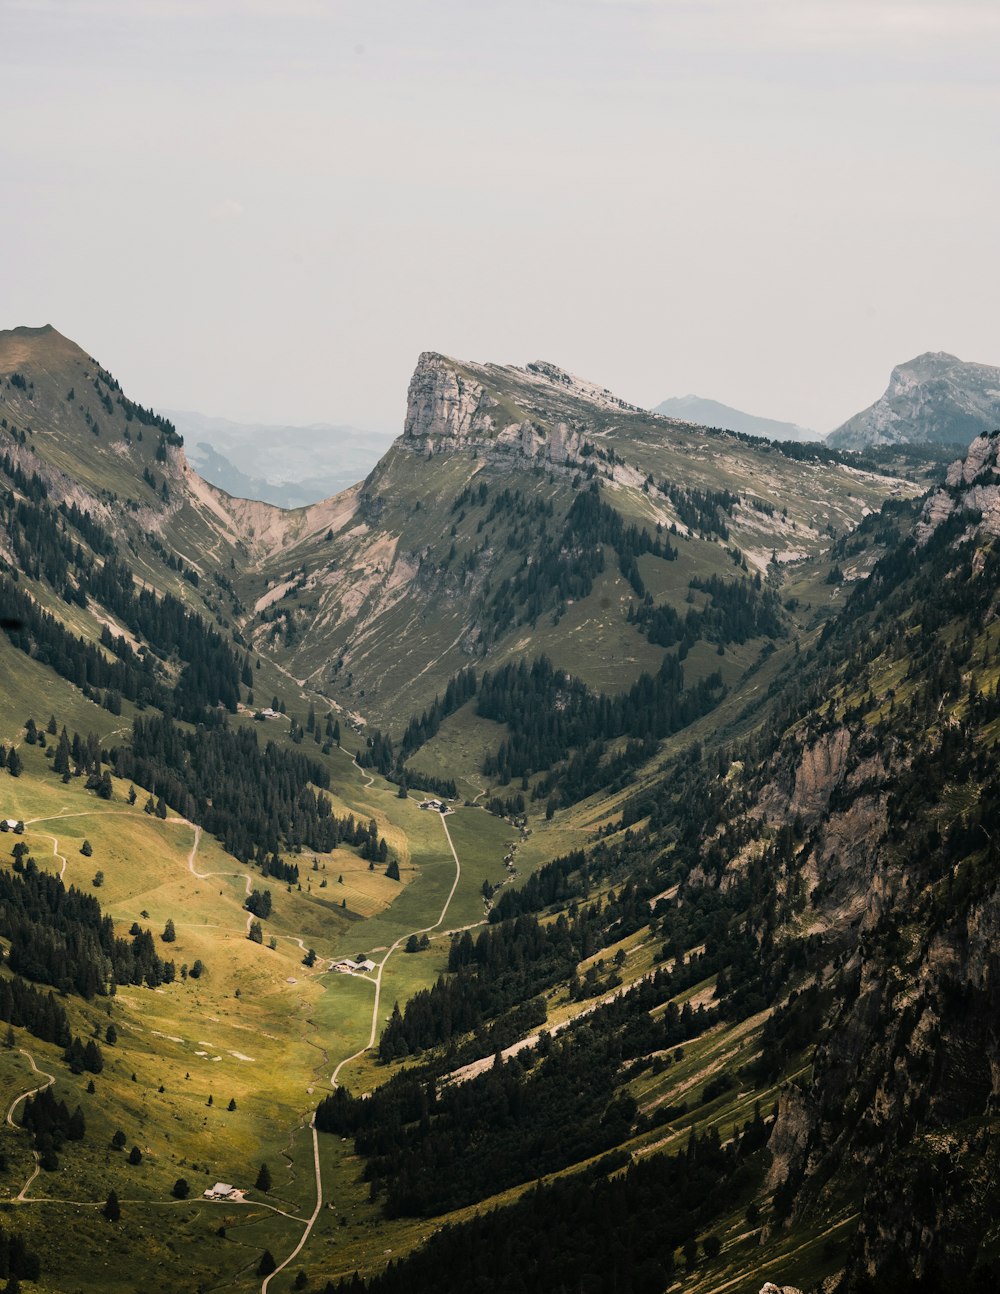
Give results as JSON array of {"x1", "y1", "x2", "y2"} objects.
[{"x1": 3, "y1": 0, "x2": 998, "y2": 434}]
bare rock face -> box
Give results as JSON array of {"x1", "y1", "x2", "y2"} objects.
[
  {"x1": 788, "y1": 727, "x2": 851, "y2": 822},
  {"x1": 915, "y1": 429, "x2": 1000, "y2": 544},
  {"x1": 759, "y1": 1284, "x2": 805, "y2": 1294},
  {"x1": 404, "y1": 352, "x2": 499, "y2": 446},
  {"x1": 401, "y1": 351, "x2": 590, "y2": 469},
  {"x1": 765, "y1": 1085, "x2": 816, "y2": 1192},
  {"x1": 829, "y1": 352, "x2": 1000, "y2": 449}
]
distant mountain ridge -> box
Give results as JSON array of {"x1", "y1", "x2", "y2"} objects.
[
  {"x1": 168, "y1": 409, "x2": 394, "y2": 508},
  {"x1": 828, "y1": 351, "x2": 1000, "y2": 450},
  {"x1": 653, "y1": 393, "x2": 821, "y2": 441}
]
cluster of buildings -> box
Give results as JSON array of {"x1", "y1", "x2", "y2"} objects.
[{"x1": 332, "y1": 956, "x2": 377, "y2": 975}]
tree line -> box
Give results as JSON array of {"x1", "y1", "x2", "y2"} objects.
[
  {"x1": 0, "y1": 854, "x2": 177, "y2": 997},
  {"x1": 112, "y1": 715, "x2": 389, "y2": 865},
  {"x1": 478, "y1": 653, "x2": 724, "y2": 796},
  {"x1": 377, "y1": 908, "x2": 604, "y2": 1062},
  {"x1": 320, "y1": 957, "x2": 720, "y2": 1219}
]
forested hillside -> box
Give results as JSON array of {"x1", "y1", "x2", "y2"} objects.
[{"x1": 314, "y1": 434, "x2": 1000, "y2": 1293}]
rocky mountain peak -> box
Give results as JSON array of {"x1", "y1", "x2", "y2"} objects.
[
  {"x1": 402, "y1": 351, "x2": 641, "y2": 452},
  {"x1": 400, "y1": 350, "x2": 637, "y2": 470},
  {"x1": 887, "y1": 351, "x2": 961, "y2": 387},
  {"x1": 828, "y1": 351, "x2": 1000, "y2": 450},
  {"x1": 0, "y1": 322, "x2": 89, "y2": 370},
  {"x1": 403, "y1": 351, "x2": 498, "y2": 444},
  {"x1": 521, "y1": 359, "x2": 640, "y2": 412}
]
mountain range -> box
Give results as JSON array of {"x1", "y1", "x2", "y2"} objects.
[
  {"x1": 170, "y1": 409, "x2": 395, "y2": 509},
  {"x1": 168, "y1": 354, "x2": 1000, "y2": 516},
  {"x1": 0, "y1": 323, "x2": 998, "y2": 1294},
  {"x1": 654, "y1": 394, "x2": 821, "y2": 442}
]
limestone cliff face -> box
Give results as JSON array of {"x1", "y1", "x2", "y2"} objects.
[
  {"x1": 400, "y1": 351, "x2": 617, "y2": 470},
  {"x1": 914, "y1": 428, "x2": 1000, "y2": 544},
  {"x1": 403, "y1": 352, "x2": 500, "y2": 446}
]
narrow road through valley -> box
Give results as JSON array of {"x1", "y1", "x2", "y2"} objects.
[
  {"x1": 330, "y1": 809, "x2": 462, "y2": 1086},
  {"x1": 266, "y1": 809, "x2": 463, "y2": 1291},
  {"x1": 260, "y1": 1119, "x2": 323, "y2": 1294}
]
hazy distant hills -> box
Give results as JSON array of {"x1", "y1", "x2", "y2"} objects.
[
  {"x1": 167, "y1": 409, "x2": 395, "y2": 508},
  {"x1": 828, "y1": 351, "x2": 1000, "y2": 450},
  {"x1": 653, "y1": 393, "x2": 821, "y2": 441}
]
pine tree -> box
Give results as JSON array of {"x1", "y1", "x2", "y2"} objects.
[
  {"x1": 53, "y1": 730, "x2": 71, "y2": 777},
  {"x1": 103, "y1": 1189, "x2": 120, "y2": 1221},
  {"x1": 255, "y1": 1162, "x2": 272, "y2": 1191}
]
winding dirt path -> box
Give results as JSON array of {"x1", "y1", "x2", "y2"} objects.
[
  {"x1": 260, "y1": 1120, "x2": 323, "y2": 1294},
  {"x1": 34, "y1": 832, "x2": 68, "y2": 881},
  {"x1": 6, "y1": 1048, "x2": 57, "y2": 1201},
  {"x1": 173, "y1": 821, "x2": 255, "y2": 934},
  {"x1": 12, "y1": 800, "x2": 464, "y2": 1284}
]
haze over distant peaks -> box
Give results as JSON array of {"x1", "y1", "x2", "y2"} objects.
[
  {"x1": 828, "y1": 351, "x2": 1000, "y2": 450},
  {"x1": 166, "y1": 409, "x2": 395, "y2": 509},
  {"x1": 653, "y1": 393, "x2": 821, "y2": 442}
]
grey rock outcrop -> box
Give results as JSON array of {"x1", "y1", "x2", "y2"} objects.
[
  {"x1": 829, "y1": 352, "x2": 1000, "y2": 449},
  {"x1": 401, "y1": 351, "x2": 622, "y2": 469},
  {"x1": 914, "y1": 429, "x2": 1000, "y2": 544}
]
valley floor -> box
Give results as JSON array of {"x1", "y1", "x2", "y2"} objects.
[{"x1": 0, "y1": 742, "x2": 523, "y2": 1293}]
